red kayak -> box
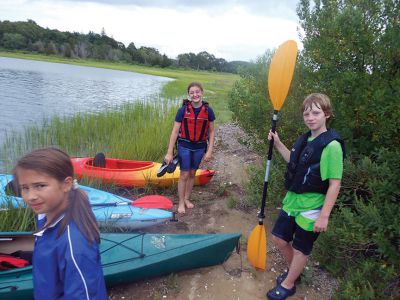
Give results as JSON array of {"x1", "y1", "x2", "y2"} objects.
[{"x1": 71, "y1": 157, "x2": 215, "y2": 188}]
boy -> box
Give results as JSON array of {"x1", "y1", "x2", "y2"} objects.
[{"x1": 266, "y1": 93, "x2": 345, "y2": 300}]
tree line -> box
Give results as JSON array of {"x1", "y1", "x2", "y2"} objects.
[{"x1": 0, "y1": 19, "x2": 251, "y2": 73}]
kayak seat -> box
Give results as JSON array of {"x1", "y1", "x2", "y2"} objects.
[
  {"x1": 93, "y1": 153, "x2": 106, "y2": 168},
  {"x1": 11, "y1": 250, "x2": 33, "y2": 264}
]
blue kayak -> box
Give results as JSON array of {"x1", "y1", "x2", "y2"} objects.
[{"x1": 0, "y1": 174, "x2": 173, "y2": 230}]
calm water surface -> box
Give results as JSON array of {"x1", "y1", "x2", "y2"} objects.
[{"x1": 0, "y1": 57, "x2": 173, "y2": 144}]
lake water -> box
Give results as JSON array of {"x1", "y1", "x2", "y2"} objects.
[{"x1": 0, "y1": 57, "x2": 173, "y2": 145}]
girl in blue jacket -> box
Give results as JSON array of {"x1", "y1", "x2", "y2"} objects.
[{"x1": 14, "y1": 147, "x2": 107, "y2": 300}]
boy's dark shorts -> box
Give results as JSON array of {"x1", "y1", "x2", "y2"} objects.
[{"x1": 271, "y1": 210, "x2": 319, "y2": 256}]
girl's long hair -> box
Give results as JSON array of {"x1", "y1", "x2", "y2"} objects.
[{"x1": 13, "y1": 147, "x2": 100, "y2": 244}]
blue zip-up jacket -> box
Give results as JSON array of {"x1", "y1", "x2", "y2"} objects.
[{"x1": 33, "y1": 215, "x2": 107, "y2": 300}]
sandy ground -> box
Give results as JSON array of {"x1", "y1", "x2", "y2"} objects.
[{"x1": 108, "y1": 124, "x2": 337, "y2": 300}]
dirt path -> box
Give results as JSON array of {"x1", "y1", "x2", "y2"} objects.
[{"x1": 108, "y1": 124, "x2": 337, "y2": 300}]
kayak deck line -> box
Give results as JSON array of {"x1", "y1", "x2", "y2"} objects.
[{"x1": 100, "y1": 233, "x2": 146, "y2": 259}]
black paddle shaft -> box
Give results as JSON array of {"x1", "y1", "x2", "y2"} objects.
[{"x1": 258, "y1": 110, "x2": 279, "y2": 224}]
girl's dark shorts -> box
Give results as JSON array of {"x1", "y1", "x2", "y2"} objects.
[
  {"x1": 178, "y1": 146, "x2": 205, "y2": 171},
  {"x1": 271, "y1": 210, "x2": 319, "y2": 256}
]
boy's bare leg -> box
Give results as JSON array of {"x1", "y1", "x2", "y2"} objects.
[
  {"x1": 272, "y1": 235, "x2": 294, "y2": 267},
  {"x1": 281, "y1": 249, "x2": 307, "y2": 289},
  {"x1": 183, "y1": 170, "x2": 196, "y2": 209},
  {"x1": 178, "y1": 171, "x2": 190, "y2": 213}
]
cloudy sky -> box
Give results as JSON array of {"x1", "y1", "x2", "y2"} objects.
[{"x1": 0, "y1": 0, "x2": 301, "y2": 61}]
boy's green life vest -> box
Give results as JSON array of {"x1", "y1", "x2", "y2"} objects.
[{"x1": 285, "y1": 128, "x2": 345, "y2": 194}]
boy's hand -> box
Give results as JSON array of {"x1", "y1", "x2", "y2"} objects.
[
  {"x1": 313, "y1": 216, "x2": 329, "y2": 233},
  {"x1": 268, "y1": 130, "x2": 281, "y2": 145}
]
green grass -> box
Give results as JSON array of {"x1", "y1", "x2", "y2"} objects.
[
  {"x1": 1, "y1": 100, "x2": 176, "y2": 171},
  {"x1": 0, "y1": 197, "x2": 35, "y2": 232}
]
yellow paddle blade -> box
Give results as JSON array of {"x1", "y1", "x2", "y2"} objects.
[
  {"x1": 268, "y1": 40, "x2": 298, "y2": 110},
  {"x1": 247, "y1": 224, "x2": 267, "y2": 270}
]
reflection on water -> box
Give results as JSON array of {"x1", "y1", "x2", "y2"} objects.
[{"x1": 0, "y1": 57, "x2": 173, "y2": 145}]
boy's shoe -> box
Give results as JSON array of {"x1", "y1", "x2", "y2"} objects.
[
  {"x1": 266, "y1": 284, "x2": 296, "y2": 300},
  {"x1": 276, "y1": 271, "x2": 302, "y2": 285},
  {"x1": 157, "y1": 161, "x2": 169, "y2": 177},
  {"x1": 166, "y1": 155, "x2": 179, "y2": 173}
]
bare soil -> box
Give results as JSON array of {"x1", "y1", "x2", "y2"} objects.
[{"x1": 108, "y1": 124, "x2": 338, "y2": 300}]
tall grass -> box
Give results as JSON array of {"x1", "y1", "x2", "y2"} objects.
[
  {"x1": 0, "y1": 197, "x2": 35, "y2": 232},
  {"x1": 1, "y1": 99, "x2": 178, "y2": 172}
]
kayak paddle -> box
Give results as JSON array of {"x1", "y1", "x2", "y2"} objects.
[
  {"x1": 247, "y1": 40, "x2": 298, "y2": 270},
  {"x1": 91, "y1": 195, "x2": 173, "y2": 209}
]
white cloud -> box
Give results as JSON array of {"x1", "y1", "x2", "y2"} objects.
[{"x1": 0, "y1": 0, "x2": 300, "y2": 61}]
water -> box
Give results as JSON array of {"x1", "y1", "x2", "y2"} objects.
[{"x1": 0, "y1": 57, "x2": 173, "y2": 145}]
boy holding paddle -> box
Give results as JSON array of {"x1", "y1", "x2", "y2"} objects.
[{"x1": 266, "y1": 93, "x2": 345, "y2": 300}]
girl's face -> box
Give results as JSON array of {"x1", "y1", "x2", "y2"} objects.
[
  {"x1": 303, "y1": 102, "x2": 329, "y2": 135},
  {"x1": 188, "y1": 86, "x2": 203, "y2": 105},
  {"x1": 17, "y1": 169, "x2": 72, "y2": 220}
]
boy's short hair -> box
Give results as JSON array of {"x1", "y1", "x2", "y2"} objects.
[{"x1": 302, "y1": 93, "x2": 334, "y2": 119}]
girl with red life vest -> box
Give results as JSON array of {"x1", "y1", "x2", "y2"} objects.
[
  {"x1": 13, "y1": 147, "x2": 107, "y2": 300},
  {"x1": 164, "y1": 82, "x2": 215, "y2": 214}
]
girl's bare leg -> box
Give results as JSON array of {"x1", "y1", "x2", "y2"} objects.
[
  {"x1": 178, "y1": 171, "x2": 190, "y2": 213},
  {"x1": 183, "y1": 170, "x2": 196, "y2": 208}
]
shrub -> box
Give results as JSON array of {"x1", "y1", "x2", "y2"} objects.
[{"x1": 314, "y1": 149, "x2": 400, "y2": 298}]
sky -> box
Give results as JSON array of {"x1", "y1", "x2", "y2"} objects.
[{"x1": 0, "y1": 0, "x2": 301, "y2": 62}]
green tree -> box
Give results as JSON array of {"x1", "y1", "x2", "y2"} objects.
[
  {"x1": 177, "y1": 53, "x2": 191, "y2": 68},
  {"x1": 297, "y1": 0, "x2": 400, "y2": 155},
  {"x1": 2, "y1": 32, "x2": 26, "y2": 49}
]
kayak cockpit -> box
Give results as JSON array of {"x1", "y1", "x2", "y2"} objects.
[
  {"x1": 85, "y1": 158, "x2": 154, "y2": 171},
  {"x1": 0, "y1": 233, "x2": 34, "y2": 271}
]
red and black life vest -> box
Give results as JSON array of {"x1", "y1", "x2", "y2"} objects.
[
  {"x1": 180, "y1": 99, "x2": 210, "y2": 143},
  {"x1": 0, "y1": 254, "x2": 29, "y2": 270}
]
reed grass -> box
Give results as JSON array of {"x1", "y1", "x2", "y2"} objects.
[
  {"x1": 1, "y1": 99, "x2": 178, "y2": 172},
  {"x1": 0, "y1": 197, "x2": 35, "y2": 232}
]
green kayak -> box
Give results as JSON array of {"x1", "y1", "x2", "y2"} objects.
[{"x1": 0, "y1": 231, "x2": 241, "y2": 300}]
